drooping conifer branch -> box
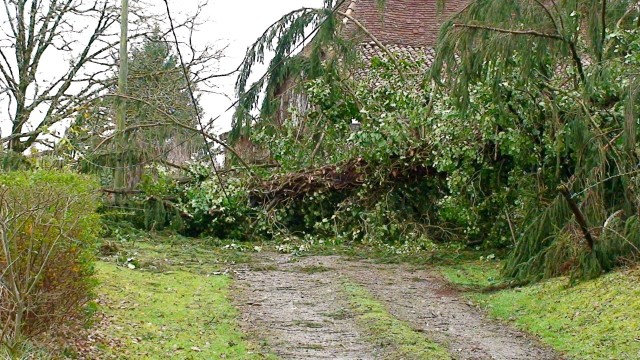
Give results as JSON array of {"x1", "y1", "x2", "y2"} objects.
[{"x1": 451, "y1": 23, "x2": 563, "y2": 39}]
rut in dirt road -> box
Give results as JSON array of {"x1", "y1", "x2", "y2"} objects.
[
  {"x1": 232, "y1": 254, "x2": 380, "y2": 360},
  {"x1": 232, "y1": 253, "x2": 562, "y2": 360},
  {"x1": 340, "y1": 259, "x2": 561, "y2": 360}
]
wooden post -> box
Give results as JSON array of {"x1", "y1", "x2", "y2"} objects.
[{"x1": 114, "y1": 0, "x2": 129, "y2": 196}]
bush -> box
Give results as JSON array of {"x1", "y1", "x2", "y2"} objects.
[
  {"x1": 0, "y1": 171, "x2": 100, "y2": 353},
  {"x1": 181, "y1": 177, "x2": 254, "y2": 240},
  {"x1": 0, "y1": 151, "x2": 30, "y2": 171}
]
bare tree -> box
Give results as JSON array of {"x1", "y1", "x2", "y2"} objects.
[
  {"x1": 0, "y1": 0, "x2": 122, "y2": 153},
  {"x1": 0, "y1": 0, "x2": 222, "y2": 154}
]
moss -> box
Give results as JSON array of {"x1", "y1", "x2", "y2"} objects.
[{"x1": 342, "y1": 282, "x2": 451, "y2": 360}]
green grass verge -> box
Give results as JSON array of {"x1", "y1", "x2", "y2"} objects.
[
  {"x1": 95, "y1": 232, "x2": 272, "y2": 359},
  {"x1": 342, "y1": 281, "x2": 451, "y2": 360},
  {"x1": 475, "y1": 268, "x2": 640, "y2": 359},
  {"x1": 438, "y1": 260, "x2": 640, "y2": 359},
  {"x1": 439, "y1": 259, "x2": 502, "y2": 288},
  {"x1": 96, "y1": 263, "x2": 269, "y2": 359},
  {"x1": 103, "y1": 231, "x2": 252, "y2": 273}
]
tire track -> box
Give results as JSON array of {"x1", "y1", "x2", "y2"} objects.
[{"x1": 232, "y1": 253, "x2": 562, "y2": 360}]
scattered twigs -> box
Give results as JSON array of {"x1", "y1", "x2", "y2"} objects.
[{"x1": 250, "y1": 158, "x2": 368, "y2": 205}]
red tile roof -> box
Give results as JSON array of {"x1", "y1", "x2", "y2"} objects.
[{"x1": 343, "y1": 0, "x2": 469, "y2": 47}]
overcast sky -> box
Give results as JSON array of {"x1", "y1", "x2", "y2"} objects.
[
  {"x1": 0, "y1": 0, "x2": 323, "y2": 142},
  {"x1": 179, "y1": 0, "x2": 323, "y2": 135}
]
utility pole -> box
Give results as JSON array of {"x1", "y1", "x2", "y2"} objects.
[{"x1": 114, "y1": 0, "x2": 129, "y2": 196}]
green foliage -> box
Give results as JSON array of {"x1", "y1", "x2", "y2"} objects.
[
  {"x1": 431, "y1": 1, "x2": 640, "y2": 282},
  {"x1": 231, "y1": 0, "x2": 640, "y2": 284},
  {"x1": 102, "y1": 0, "x2": 640, "y2": 286},
  {"x1": 180, "y1": 176, "x2": 254, "y2": 240},
  {"x1": 0, "y1": 151, "x2": 30, "y2": 171},
  {"x1": 0, "y1": 171, "x2": 101, "y2": 352},
  {"x1": 233, "y1": 1, "x2": 360, "y2": 139},
  {"x1": 67, "y1": 28, "x2": 202, "y2": 185},
  {"x1": 127, "y1": 166, "x2": 257, "y2": 240}
]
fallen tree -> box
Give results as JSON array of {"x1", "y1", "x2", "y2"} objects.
[{"x1": 249, "y1": 148, "x2": 443, "y2": 206}]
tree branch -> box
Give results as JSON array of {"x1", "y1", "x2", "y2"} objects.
[{"x1": 452, "y1": 23, "x2": 564, "y2": 40}]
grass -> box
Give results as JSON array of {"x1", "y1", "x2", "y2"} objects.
[
  {"x1": 95, "y1": 232, "x2": 272, "y2": 359},
  {"x1": 98, "y1": 230, "x2": 640, "y2": 359},
  {"x1": 438, "y1": 259, "x2": 640, "y2": 359},
  {"x1": 296, "y1": 264, "x2": 331, "y2": 274},
  {"x1": 342, "y1": 281, "x2": 451, "y2": 360},
  {"x1": 475, "y1": 268, "x2": 640, "y2": 359},
  {"x1": 105, "y1": 231, "x2": 251, "y2": 274},
  {"x1": 439, "y1": 258, "x2": 502, "y2": 289}
]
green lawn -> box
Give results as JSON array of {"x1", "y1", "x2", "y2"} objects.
[
  {"x1": 439, "y1": 258, "x2": 502, "y2": 289},
  {"x1": 440, "y1": 260, "x2": 640, "y2": 359},
  {"x1": 95, "y1": 234, "x2": 271, "y2": 359}
]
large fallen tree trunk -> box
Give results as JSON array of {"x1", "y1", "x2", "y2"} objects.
[{"x1": 249, "y1": 149, "x2": 443, "y2": 205}]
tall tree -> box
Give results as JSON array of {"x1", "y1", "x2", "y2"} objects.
[
  {"x1": 432, "y1": 0, "x2": 640, "y2": 281},
  {"x1": 0, "y1": 0, "x2": 120, "y2": 153},
  {"x1": 0, "y1": 0, "x2": 216, "y2": 154},
  {"x1": 66, "y1": 29, "x2": 209, "y2": 186}
]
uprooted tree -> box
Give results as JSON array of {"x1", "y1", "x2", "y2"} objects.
[
  {"x1": 67, "y1": 0, "x2": 640, "y2": 285},
  {"x1": 209, "y1": 0, "x2": 640, "y2": 282}
]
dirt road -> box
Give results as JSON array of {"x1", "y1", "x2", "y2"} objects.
[{"x1": 232, "y1": 253, "x2": 561, "y2": 360}]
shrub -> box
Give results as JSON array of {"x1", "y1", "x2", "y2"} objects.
[
  {"x1": 0, "y1": 151, "x2": 30, "y2": 171},
  {"x1": 181, "y1": 177, "x2": 254, "y2": 240},
  {"x1": 0, "y1": 171, "x2": 100, "y2": 353}
]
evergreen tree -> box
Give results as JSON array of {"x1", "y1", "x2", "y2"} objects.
[
  {"x1": 67, "y1": 29, "x2": 203, "y2": 185},
  {"x1": 432, "y1": 0, "x2": 640, "y2": 281}
]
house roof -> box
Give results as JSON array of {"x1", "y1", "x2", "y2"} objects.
[
  {"x1": 341, "y1": 0, "x2": 469, "y2": 48},
  {"x1": 337, "y1": 0, "x2": 469, "y2": 65}
]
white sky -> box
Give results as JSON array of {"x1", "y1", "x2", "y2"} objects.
[
  {"x1": 0, "y1": 0, "x2": 323, "y2": 143},
  {"x1": 200, "y1": 0, "x2": 323, "y2": 135}
]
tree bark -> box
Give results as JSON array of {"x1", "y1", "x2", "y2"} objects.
[{"x1": 559, "y1": 186, "x2": 595, "y2": 250}]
